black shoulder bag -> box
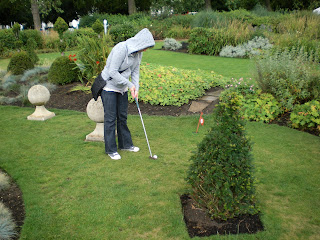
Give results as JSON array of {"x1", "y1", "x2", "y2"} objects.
[{"x1": 91, "y1": 73, "x2": 106, "y2": 101}]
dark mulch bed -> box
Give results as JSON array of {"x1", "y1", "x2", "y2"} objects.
[
  {"x1": 181, "y1": 195, "x2": 264, "y2": 237},
  {"x1": 0, "y1": 169, "x2": 25, "y2": 240}
]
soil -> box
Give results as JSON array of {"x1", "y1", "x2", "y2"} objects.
[
  {"x1": 44, "y1": 82, "x2": 218, "y2": 116},
  {"x1": 0, "y1": 169, "x2": 25, "y2": 240},
  {"x1": 1, "y1": 82, "x2": 318, "y2": 239},
  {"x1": 181, "y1": 195, "x2": 264, "y2": 237}
]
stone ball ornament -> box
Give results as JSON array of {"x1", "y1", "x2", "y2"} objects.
[
  {"x1": 85, "y1": 97, "x2": 104, "y2": 142},
  {"x1": 27, "y1": 85, "x2": 55, "y2": 121}
]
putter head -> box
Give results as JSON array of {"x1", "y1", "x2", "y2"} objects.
[{"x1": 149, "y1": 155, "x2": 158, "y2": 159}]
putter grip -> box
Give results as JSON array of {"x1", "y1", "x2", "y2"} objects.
[{"x1": 135, "y1": 98, "x2": 140, "y2": 109}]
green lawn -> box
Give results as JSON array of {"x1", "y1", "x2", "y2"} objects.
[
  {"x1": 144, "y1": 42, "x2": 255, "y2": 80},
  {"x1": 0, "y1": 106, "x2": 319, "y2": 239},
  {"x1": 0, "y1": 45, "x2": 319, "y2": 239}
]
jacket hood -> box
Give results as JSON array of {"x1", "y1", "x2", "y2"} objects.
[{"x1": 126, "y1": 28, "x2": 155, "y2": 55}]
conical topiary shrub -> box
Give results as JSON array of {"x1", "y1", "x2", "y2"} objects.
[{"x1": 186, "y1": 92, "x2": 259, "y2": 221}]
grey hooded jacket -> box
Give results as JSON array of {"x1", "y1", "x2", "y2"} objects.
[{"x1": 101, "y1": 28, "x2": 155, "y2": 93}]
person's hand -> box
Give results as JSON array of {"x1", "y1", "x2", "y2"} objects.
[{"x1": 130, "y1": 86, "x2": 138, "y2": 100}]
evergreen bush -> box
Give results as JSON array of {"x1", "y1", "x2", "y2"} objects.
[
  {"x1": 26, "y1": 38, "x2": 39, "y2": 64},
  {"x1": 54, "y1": 17, "x2": 69, "y2": 39},
  {"x1": 63, "y1": 28, "x2": 98, "y2": 49},
  {"x1": 19, "y1": 29, "x2": 43, "y2": 49},
  {"x1": 109, "y1": 22, "x2": 138, "y2": 44},
  {"x1": 186, "y1": 92, "x2": 259, "y2": 220},
  {"x1": 12, "y1": 22, "x2": 20, "y2": 39},
  {"x1": 7, "y1": 51, "x2": 34, "y2": 75},
  {"x1": 189, "y1": 25, "x2": 251, "y2": 56},
  {"x1": 92, "y1": 19, "x2": 104, "y2": 35},
  {"x1": 48, "y1": 56, "x2": 80, "y2": 85},
  {"x1": 0, "y1": 29, "x2": 16, "y2": 50}
]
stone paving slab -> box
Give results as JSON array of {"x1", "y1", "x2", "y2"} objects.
[
  {"x1": 207, "y1": 89, "x2": 223, "y2": 97},
  {"x1": 199, "y1": 95, "x2": 219, "y2": 102},
  {"x1": 188, "y1": 101, "x2": 209, "y2": 113}
]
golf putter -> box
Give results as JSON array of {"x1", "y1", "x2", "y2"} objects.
[{"x1": 134, "y1": 98, "x2": 157, "y2": 159}]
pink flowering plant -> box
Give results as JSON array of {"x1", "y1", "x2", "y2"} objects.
[{"x1": 225, "y1": 77, "x2": 256, "y2": 96}]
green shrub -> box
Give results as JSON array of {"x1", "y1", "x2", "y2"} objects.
[
  {"x1": 186, "y1": 92, "x2": 259, "y2": 220},
  {"x1": 19, "y1": 29, "x2": 43, "y2": 49},
  {"x1": 267, "y1": 33, "x2": 320, "y2": 59},
  {"x1": 290, "y1": 100, "x2": 320, "y2": 134},
  {"x1": 48, "y1": 56, "x2": 80, "y2": 85},
  {"x1": 58, "y1": 41, "x2": 66, "y2": 54},
  {"x1": 92, "y1": 19, "x2": 104, "y2": 35},
  {"x1": 77, "y1": 34, "x2": 111, "y2": 84},
  {"x1": 242, "y1": 91, "x2": 283, "y2": 123},
  {"x1": 63, "y1": 28, "x2": 98, "y2": 49},
  {"x1": 163, "y1": 14, "x2": 194, "y2": 28},
  {"x1": 26, "y1": 38, "x2": 39, "y2": 64},
  {"x1": 0, "y1": 29, "x2": 16, "y2": 50},
  {"x1": 164, "y1": 25, "x2": 191, "y2": 39},
  {"x1": 7, "y1": 51, "x2": 34, "y2": 75},
  {"x1": 254, "y1": 48, "x2": 320, "y2": 111},
  {"x1": 12, "y1": 22, "x2": 20, "y2": 39},
  {"x1": 109, "y1": 22, "x2": 139, "y2": 44},
  {"x1": 189, "y1": 26, "x2": 252, "y2": 55},
  {"x1": 54, "y1": 17, "x2": 69, "y2": 39},
  {"x1": 192, "y1": 11, "x2": 229, "y2": 28}
]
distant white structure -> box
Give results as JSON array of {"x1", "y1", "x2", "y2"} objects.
[
  {"x1": 103, "y1": 19, "x2": 108, "y2": 34},
  {"x1": 41, "y1": 22, "x2": 46, "y2": 31},
  {"x1": 71, "y1": 19, "x2": 80, "y2": 29},
  {"x1": 313, "y1": 7, "x2": 320, "y2": 14}
]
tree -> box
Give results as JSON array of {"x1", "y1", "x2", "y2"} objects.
[
  {"x1": 0, "y1": 0, "x2": 33, "y2": 27},
  {"x1": 265, "y1": 0, "x2": 272, "y2": 10},
  {"x1": 30, "y1": 0, "x2": 41, "y2": 30},
  {"x1": 9, "y1": 0, "x2": 62, "y2": 30},
  {"x1": 128, "y1": 0, "x2": 137, "y2": 14},
  {"x1": 205, "y1": 0, "x2": 212, "y2": 10}
]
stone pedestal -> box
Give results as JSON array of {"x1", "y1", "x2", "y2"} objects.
[
  {"x1": 86, "y1": 97, "x2": 104, "y2": 142},
  {"x1": 27, "y1": 85, "x2": 55, "y2": 121}
]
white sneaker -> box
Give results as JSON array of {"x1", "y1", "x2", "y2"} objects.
[
  {"x1": 121, "y1": 146, "x2": 140, "y2": 152},
  {"x1": 108, "y1": 152, "x2": 121, "y2": 160}
]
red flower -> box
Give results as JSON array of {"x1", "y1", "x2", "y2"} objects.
[{"x1": 96, "y1": 61, "x2": 100, "y2": 64}]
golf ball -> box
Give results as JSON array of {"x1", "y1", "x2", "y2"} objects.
[{"x1": 153, "y1": 155, "x2": 158, "y2": 159}]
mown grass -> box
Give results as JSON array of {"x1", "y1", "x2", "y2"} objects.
[{"x1": 0, "y1": 106, "x2": 319, "y2": 239}]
